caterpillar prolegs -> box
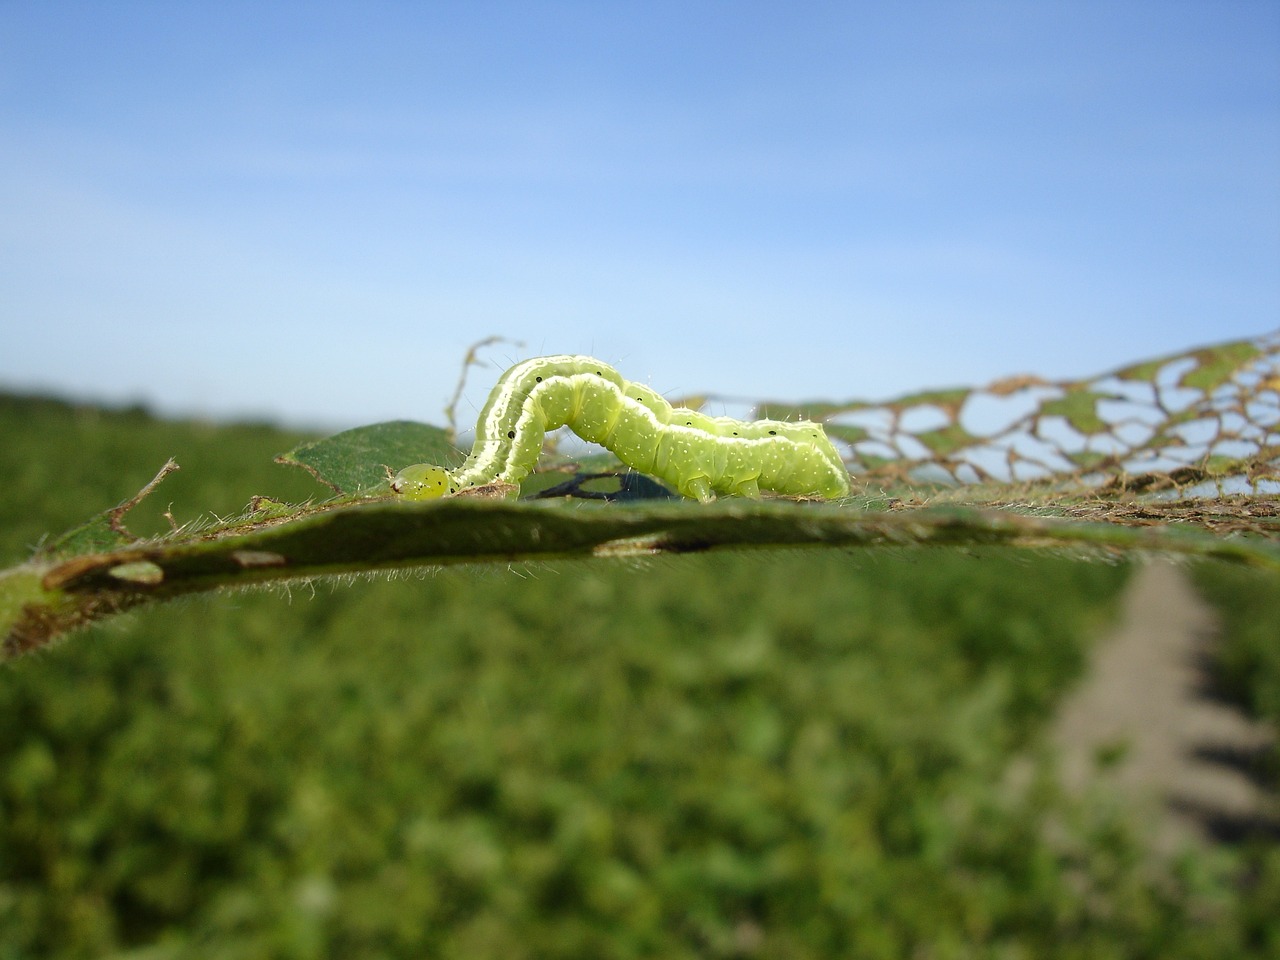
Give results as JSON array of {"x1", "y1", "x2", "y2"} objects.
[{"x1": 391, "y1": 355, "x2": 852, "y2": 503}]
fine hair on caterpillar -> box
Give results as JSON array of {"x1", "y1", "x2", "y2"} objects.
[{"x1": 391, "y1": 355, "x2": 851, "y2": 503}]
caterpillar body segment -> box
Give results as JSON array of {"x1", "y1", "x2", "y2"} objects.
[{"x1": 391, "y1": 355, "x2": 851, "y2": 503}]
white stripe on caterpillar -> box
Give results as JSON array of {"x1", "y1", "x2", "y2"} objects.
[{"x1": 391, "y1": 355, "x2": 851, "y2": 502}]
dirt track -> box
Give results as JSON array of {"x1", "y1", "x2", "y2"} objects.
[{"x1": 1053, "y1": 561, "x2": 1278, "y2": 850}]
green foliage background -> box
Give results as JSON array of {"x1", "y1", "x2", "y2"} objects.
[{"x1": 0, "y1": 394, "x2": 1277, "y2": 958}]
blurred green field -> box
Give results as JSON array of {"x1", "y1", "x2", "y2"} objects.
[{"x1": 0, "y1": 394, "x2": 1276, "y2": 959}]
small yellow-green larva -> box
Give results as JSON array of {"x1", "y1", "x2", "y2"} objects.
[{"x1": 391, "y1": 355, "x2": 851, "y2": 503}]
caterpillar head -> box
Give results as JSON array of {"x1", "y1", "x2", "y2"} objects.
[{"x1": 390, "y1": 463, "x2": 455, "y2": 500}]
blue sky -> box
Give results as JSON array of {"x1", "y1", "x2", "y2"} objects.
[{"x1": 2, "y1": 1, "x2": 1277, "y2": 430}]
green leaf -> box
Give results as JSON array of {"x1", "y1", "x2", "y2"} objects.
[
  {"x1": 825, "y1": 424, "x2": 870, "y2": 445},
  {"x1": 0, "y1": 568, "x2": 49, "y2": 656},
  {"x1": 852, "y1": 452, "x2": 898, "y2": 470},
  {"x1": 38, "y1": 458, "x2": 180, "y2": 559},
  {"x1": 41, "y1": 511, "x2": 135, "y2": 559},
  {"x1": 914, "y1": 423, "x2": 979, "y2": 456},
  {"x1": 1039, "y1": 390, "x2": 1112, "y2": 435},
  {"x1": 1203, "y1": 454, "x2": 1247, "y2": 476},
  {"x1": 277, "y1": 421, "x2": 459, "y2": 495},
  {"x1": 887, "y1": 387, "x2": 972, "y2": 410},
  {"x1": 47, "y1": 500, "x2": 1280, "y2": 595},
  {"x1": 1064, "y1": 450, "x2": 1110, "y2": 470},
  {"x1": 9, "y1": 496, "x2": 1276, "y2": 658},
  {"x1": 1179, "y1": 341, "x2": 1263, "y2": 391},
  {"x1": 1115, "y1": 357, "x2": 1168, "y2": 383}
]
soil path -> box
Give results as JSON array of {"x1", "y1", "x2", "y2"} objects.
[{"x1": 1052, "y1": 561, "x2": 1277, "y2": 850}]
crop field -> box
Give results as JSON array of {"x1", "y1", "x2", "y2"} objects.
[{"x1": 0, "y1": 394, "x2": 1276, "y2": 959}]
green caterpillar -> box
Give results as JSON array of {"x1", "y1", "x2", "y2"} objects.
[{"x1": 391, "y1": 355, "x2": 851, "y2": 503}]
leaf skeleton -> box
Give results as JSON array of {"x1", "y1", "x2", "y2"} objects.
[{"x1": 390, "y1": 355, "x2": 852, "y2": 503}]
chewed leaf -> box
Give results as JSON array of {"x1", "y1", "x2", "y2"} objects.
[
  {"x1": 693, "y1": 333, "x2": 1280, "y2": 492},
  {"x1": 1067, "y1": 450, "x2": 1112, "y2": 470},
  {"x1": 278, "y1": 421, "x2": 459, "y2": 495},
  {"x1": 1038, "y1": 389, "x2": 1112, "y2": 435},
  {"x1": 38, "y1": 459, "x2": 180, "y2": 558},
  {"x1": 1179, "y1": 342, "x2": 1262, "y2": 390},
  {"x1": 41, "y1": 513, "x2": 135, "y2": 559},
  {"x1": 1115, "y1": 357, "x2": 1169, "y2": 383},
  {"x1": 915, "y1": 423, "x2": 979, "y2": 456},
  {"x1": 885, "y1": 387, "x2": 972, "y2": 412},
  {"x1": 826, "y1": 424, "x2": 870, "y2": 445}
]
